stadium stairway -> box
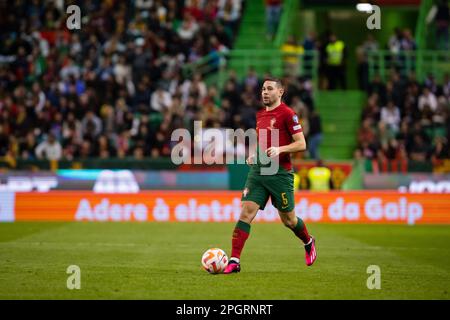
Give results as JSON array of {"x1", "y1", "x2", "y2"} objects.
[
  {"x1": 234, "y1": 2, "x2": 273, "y2": 50},
  {"x1": 315, "y1": 90, "x2": 367, "y2": 160},
  {"x1": 226, "y1": 1, "x2": 276, "y2": 77}
]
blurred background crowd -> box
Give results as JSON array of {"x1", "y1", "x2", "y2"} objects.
[{"x1": 0, "y1": 0, "x2": 449, "y2": 168}]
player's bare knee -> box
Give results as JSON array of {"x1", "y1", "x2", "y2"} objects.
[
  {"x1": 280, "y1": 214, "x2": 296, "y2": 229},
  {"x1": 240, "y1": 202, "x2": 258, "y2": 223},
  {"x1": 282, "y1": 218, "x2": 296, "y2": 229}
]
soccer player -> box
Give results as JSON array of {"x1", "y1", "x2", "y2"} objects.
[{"x1": 224, "y1": 78, "x2": 317, "y2": 274}]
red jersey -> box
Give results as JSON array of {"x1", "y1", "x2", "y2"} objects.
[{"x1": 255, "y1": 103, "x2": 303, "y2": 171}]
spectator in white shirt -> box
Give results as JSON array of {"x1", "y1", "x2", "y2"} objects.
[
  {"x1": 218, "y1": 0, "x2": 242, "y2": 27},
  {"x1": 151, "y1": 85, "x2": 172, "y2": 112},
  {"x1": 180, "y1": 73, "x2": 207, "y2": 106},
  {"x1": 113, "y1": 55, "x2": 131, "y2": 85},
  {"x1": 380, "y1": 100, "x2": 401, "y2": 132},
  {"x1": 35, "y1": 133, "x2": 62, "y2": 161},
  {"x1": 418, "y1": 87, "x2": 438, "y2": 111},
  {"x1": 59, "y1": 57, "x2": 81, "y2": 81},
  {"x1": 135, "y1": 0, "x2": 153, "y2": 10},
  {"x1": 388, "y1": 28, "x2": 402, "y2": 54},
  {"x1": 177, "y1": 13, "x2": 199, "y2": 41}
]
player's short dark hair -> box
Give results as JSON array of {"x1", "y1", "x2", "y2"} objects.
[{"x1": 263, "y1": 77, "x2": 284, "y2": 89}]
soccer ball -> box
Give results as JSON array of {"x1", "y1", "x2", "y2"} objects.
[{"x1": 201, "y1": 248, "x2": 228, "y2": 274}]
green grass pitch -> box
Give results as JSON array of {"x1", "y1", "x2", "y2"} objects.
[{"x1": 0, "y1": 222, "x2": 449, "y2": 299}]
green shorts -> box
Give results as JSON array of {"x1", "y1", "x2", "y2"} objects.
[{"x1": 241, "y1": 167, "x2": 295, "y2": 212}]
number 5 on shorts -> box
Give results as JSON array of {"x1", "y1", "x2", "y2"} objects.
[{"x1": 281, "y1": 192, "x2": 288, "y2": 208}]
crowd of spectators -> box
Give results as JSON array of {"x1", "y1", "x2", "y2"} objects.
[
  {"x1": 0, "y1": 0, "x2": 321, "y2": 164},
  {"x1": 356, "y1": 27, "x2": 417, "y2": 91},
  {"x1": 355, "y1": 70, "x2": 450, "y2": 171},
  {"x1": 354, "y1": 23, "x2": 450, "y2": 171},
  {"x1": 0, "y1": 0, "x2": 247, "y2": 162}
]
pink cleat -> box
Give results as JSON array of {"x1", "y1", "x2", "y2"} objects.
[
  {"x1": 223, "y1": 260, "x2": 240, "y2": 274},
  {"x1": 305, "y1": 236, "x2": 317, "y2": 266}
]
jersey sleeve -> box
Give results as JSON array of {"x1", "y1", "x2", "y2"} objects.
[{"x1": 285, "y1": 109, "x2": 303, "y2": 136}]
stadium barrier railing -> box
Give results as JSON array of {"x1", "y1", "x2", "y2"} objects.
[
  {"x1": 182, "y1": 49, "x2": 319, "y2": 91},
  {"x1": 364, "y1": 158, "x2": 450, "y2": 174},
  {"x1": 367, "y1": 50, "x2": 450, "y2": 83},
  {"x1": 0, "y1": 157, "x2": 178, "y2": 170}
]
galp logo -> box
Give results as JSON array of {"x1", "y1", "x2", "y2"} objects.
[{"x1": 357, "y1": 3, "x2": 381, "y2": 30}]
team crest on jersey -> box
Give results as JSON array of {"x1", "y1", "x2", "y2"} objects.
[
  {"x1": 243, "y1": 188, "x2": 249, "y2": 197},
  {"x1": 269, "y1": 118, "x2": 277, "y2": 130},
  {"x1": 293, "y1": 115, "x2": 299, "y2": 123}
]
